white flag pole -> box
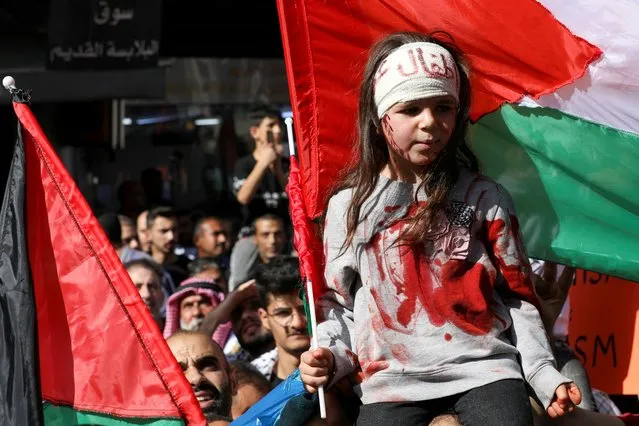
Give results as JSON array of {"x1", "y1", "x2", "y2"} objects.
[{"x1": 284, "y1": 116, "x2": 327, "y2": 419}]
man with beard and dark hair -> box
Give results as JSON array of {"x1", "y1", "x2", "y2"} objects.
[
  {"x1": 228, "y1": 214, "x2": 288, "y2": 291},
  {"x1": 194, "y1": 216, "x2": 231, "y2": 260},
  {"x1": 229, "y1": 292, "x2": 276, "y2": 361},
  {"x1": 147, "y1": 206, "x2": 190, "y2": 290},
  {"x1": 167, "y1": 331, "x2": 235, "y2": 424},
  {"x1": 201, "y1": 279, "x2": 275, "y2": 362}
]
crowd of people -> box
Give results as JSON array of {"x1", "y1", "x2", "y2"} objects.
[
  {"x1": 97, "y1": 104, "x2": 315, "y2": 424},
  {"x1": 93, "y1": 39, "x2": 637, "y2": 425}
]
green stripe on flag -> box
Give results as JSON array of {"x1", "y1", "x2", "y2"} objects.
[
  {"x1": 470, "y1": 105, "x2": 639, "y2": 281},
  {"x1": 43, "y1": 404, "x2": 185, "y2": 426}
]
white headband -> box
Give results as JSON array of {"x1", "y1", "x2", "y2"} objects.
[{"x1": 373, "y1": 42, "x2": 460, "y2": 118}]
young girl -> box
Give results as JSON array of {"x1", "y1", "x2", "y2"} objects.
[{"x1": 300, "y1": 32, "x2": 581, "y2": 425}]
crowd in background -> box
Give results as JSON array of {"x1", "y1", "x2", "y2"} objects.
[
  {"x1": 94, "y1": 104, "x2": 632, "y2": 425},
  {"x1": 96, "y1": 104, "x2": 315, "y2": 424}
]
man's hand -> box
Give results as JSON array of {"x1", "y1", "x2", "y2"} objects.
[
  {"x1": 233, "y1": 279, "x2": 258, "y2": 306},
  {"x1": 200, "y1": 279, "x2": 257, "y2": 335},
  {"x1": 532, "y1": 261, "x2": 575, "y2": 334},
  {"x1": 255, "y1": 143, "x2": 279, "y2": 168}
]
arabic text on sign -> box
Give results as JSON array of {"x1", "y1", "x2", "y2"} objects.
[
  {"x1": 94, "y1": 1, "x2": 135, "y2": 26},
  {"x1": 49, "y1": 40, "x2": 159, "y2": 63}
]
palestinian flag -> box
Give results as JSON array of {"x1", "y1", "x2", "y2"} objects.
[
  {"x1": 0, "y1": 92, "x2": 206, "y2": 425},
  {"x1": 276, "y1": 0, "x2": 639, "y2": 282}
]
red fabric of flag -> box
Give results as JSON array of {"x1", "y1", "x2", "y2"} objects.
[
  {"x1": 276, "y1": 0, "x2": 601, "y2": 219},
  {"x1": 286, "y1": 155, "x2": 325, "y2": 301}
]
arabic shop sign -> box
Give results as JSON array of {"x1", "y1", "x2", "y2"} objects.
[{"x1": 47, "y1": 0, "x2": 162, "y2": 70}]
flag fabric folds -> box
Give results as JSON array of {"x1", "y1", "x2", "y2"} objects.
[
  {"x1": 286, "y1": 155, "x2": 324, "y2": 316},
  {"x1": 0, "y1": 94, "x2": 206, "y2": 425},
  {"x1": 470, "y1": 104, "x2": 639, "y2": 280},
  {"x1": 276, "y1": 0, "x2": 600, "y2": 220}
]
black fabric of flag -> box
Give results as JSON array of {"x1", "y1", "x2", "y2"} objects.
[{"x1": 0, "y1": 121, "x2": 43, "y2": 425}]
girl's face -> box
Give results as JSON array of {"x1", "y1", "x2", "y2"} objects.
[{"x1": 381, "y1": 95, "x2": 457, "y2": 171}]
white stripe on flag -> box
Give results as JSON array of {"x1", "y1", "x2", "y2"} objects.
[{"x1": 531, "y1": 0, "x2": 639, "y2": 136}]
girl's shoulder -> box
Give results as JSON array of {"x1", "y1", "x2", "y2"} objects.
[
  {"x1": 326, "y1": 187, "x2": 355, "y2": 213},
  {"x1": 327, "y1": 176, "x2": 411, "y2": 213},
  {"x1": 329, "y1": 186, "x2": 355, "y2": 201}
]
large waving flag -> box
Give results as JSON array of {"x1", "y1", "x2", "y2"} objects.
[
  {"x1": 0, "y1": 87, "x2": 206, "y2": 425},
  {"x1": 276, "y1": 0, "x2": 639, "y2": 281}
]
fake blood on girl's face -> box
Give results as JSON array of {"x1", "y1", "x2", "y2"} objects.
[{"x1": 382, "y1": 96, "x2": 457, "y2": 175}]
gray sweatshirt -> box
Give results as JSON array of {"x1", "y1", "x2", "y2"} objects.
[{"x1": 317, "y1": 170, "x2": 569, "y2": 409}]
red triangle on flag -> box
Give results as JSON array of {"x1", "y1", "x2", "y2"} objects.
[
  {"x1": 15, "y1": 102, "x2": 206, "y2": 425},
  {"x1": 276, "y1": 0, "x2": 601, "y2": 219}
]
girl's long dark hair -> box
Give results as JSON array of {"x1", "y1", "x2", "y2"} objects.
[{"x1": 329, "y1": 31, "x2": 479, "y2": 249}]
